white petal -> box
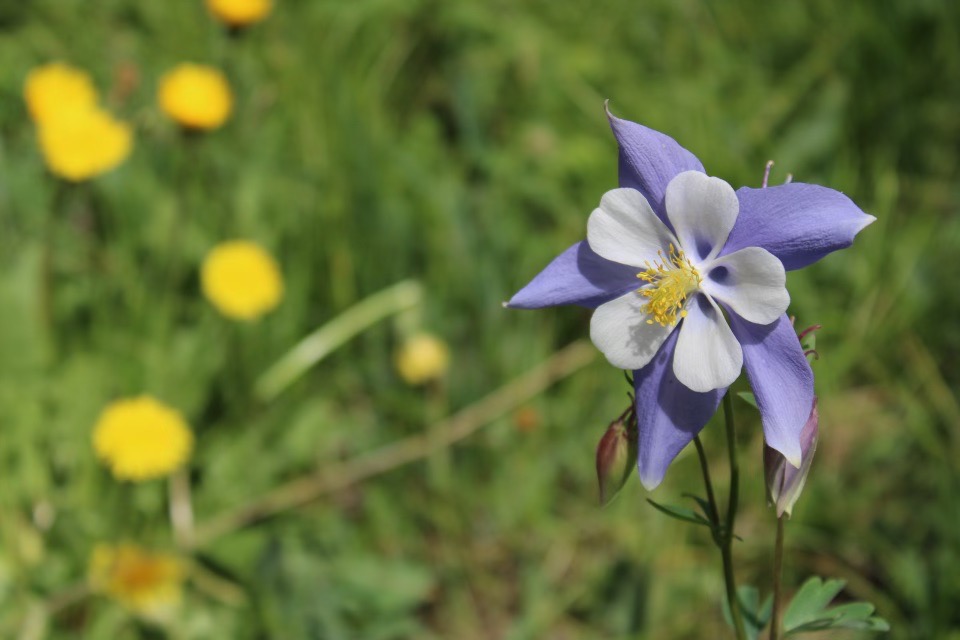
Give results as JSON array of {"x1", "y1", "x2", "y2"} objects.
[
  {"x1": 665, "y1": 171, "x2": 739, "y2": 262},
  {"x1": 701, "y1": 247, "x2": 789, "y2": 325},
  {"x1": 590, "y1": 291, "x2": 674, "y2": 370},
  {"x1": 673, "y1": 295, "x2": 743, "y2": 392},
  {"x1": 587, "y1": 188, "x2": 677, "y2": 268}
]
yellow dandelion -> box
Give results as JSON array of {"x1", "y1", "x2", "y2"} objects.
[
  {"x1": 206, "y1": 0, "x2": 273, "y2": 27},
  {"x1": 37, "y1": 105, "x2": 133, "y2": 182},
  {"x1": 24, "y1": 62, "x2": 98, "y2": 124},
  {"x1": 395, "y1": 333, "x2": 451, "y2": 385},
  {"x1": 89, "y1": 544, "x2": 184, "y2": 618},
  {"x1": 201, "y1": 240, "x2": 284, "y2": 320},
  {"x1": 158, "y1": 64, "x2": 233, "y2": 130},
  {"x1": 92, "y1": 396, "x2": 193, "y2": 481}
]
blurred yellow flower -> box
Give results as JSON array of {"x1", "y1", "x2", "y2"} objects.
[
  {"x1": 89, "y1": 544, "x2": 184, "y2": 618},
  {"x1": 201, "y1": 240, "x2": 284, "y2": 320},
  {"x1": 395, "y1": 333, "x2": 450, "y2": 385},
  {"x1": 24, "y1": 62, "x2": 98, "y2": 124},
  {"x1": 158, "y1": 64, "x2": 233, "y2": 130},
  {"x1": 92, "y1": 396, "x2": 193, "y2": 481},
  {"x1": 37, "y1": 106, "x2": 133, "y2": 182},
  {"x1": 207, "y1": 0, "x2": 273, "y2": 27}
]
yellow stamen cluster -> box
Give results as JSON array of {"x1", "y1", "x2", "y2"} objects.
[{"x1": 637, "y1": 245, "x2": 702, "y2": 327}]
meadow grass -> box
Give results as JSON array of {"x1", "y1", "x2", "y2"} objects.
[{"x1": 0, "y1": 0, "x2": 958, "y2": 638}]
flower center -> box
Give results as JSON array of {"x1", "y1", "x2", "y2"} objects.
[{"x1": 637, "y1": 244, "x2": 702, "y2": 327}]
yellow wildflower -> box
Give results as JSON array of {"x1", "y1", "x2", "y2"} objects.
[
  {"x1": 206, "y1": 0, "x2": 273, "y2": 27},
  {"x1": 158, "y1": 64, "x2": 233, "y2": 130},
  {"x1": 395, "y1": 333, "x2": 450, "y2": 385},
  {"x1": 37, "y1": 106, "x2": 133, "y2": 182},
  {"x1": 92, "y1": 396, "x2": 193, "y2": 481},
  {"x1": 24, "y1": 62, "x2": 98, "y2": 124},
  {"x1": 201, "y1": 240, "x2": 284, "y2": 320},
  {"x1": 89, "y1": 544, "x2": 184, "y2": 618}
]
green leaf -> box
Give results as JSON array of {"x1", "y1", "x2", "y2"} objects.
[
  {"x1": 682, "y1": 492, "x2": 717, "y2": 523},
  {"x1": 784, "y1": 577, "x2": 846, "y2": 629},
  {"x1": 737, "y1": 391, "x2": 758, "y2": 409},
  {"x1": 721, "y1": 585, "x2": 773, "y2": 640},
  {"x1": 646, "y1": 499, "x2": 712, "y2": 527},
  {"x1": 783, "y1": 576, "x2": 890, "y2": 635}
]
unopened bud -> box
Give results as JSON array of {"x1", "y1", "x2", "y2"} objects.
[
  {"x1": 596, "y1": 410, "x2": 637, "y2": 506},
  {"x1": 764, "y1": 398, "x2": 819, "y2": 518}
]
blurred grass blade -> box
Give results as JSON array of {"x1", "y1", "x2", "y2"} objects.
[
  {"x1": 255, "y1": 280, "x2": 423, "y2": 402},
  {"x1": 195, "y1": 341, "x2": 597, "y2": 546}
]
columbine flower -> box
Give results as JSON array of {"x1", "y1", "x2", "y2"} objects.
[
  {"x1": 92, "y1": 396, "x2": 193, "y2": 481},
  {"x1": 36, "y1": 106, "x2": 133, "y2": 182},
  {"x1": 765, "y1": 398, "x2": 818, "y2": 518},
  {"x1": 89, "y1": 543, "x2": 184, "y2": 619},
  {"x1": 507, "y1": 105, "x2": 874, "y2": 489},
  {"x1": 201, "y1": 240, "x2": 284, "y2": 320},
  {"x1": 158, "y1": 64, "x2": 233, "y2": 131},
  {"x1": 206, "y1": 0, "x2": 273, "y2": 28},
  {"x1": 395, "y1": 332, "x2": 451, "y2": 385},
  {"x1": 24, "y1": 62, "x2": 98, "y2": 124}
]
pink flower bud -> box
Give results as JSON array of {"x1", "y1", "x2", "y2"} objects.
[
  {"x1": 596, "y1": 411, "x2": 637, "y2": 505},
  {"x1": 764, "y1": 398, "x2": 819, "y2": 518}
]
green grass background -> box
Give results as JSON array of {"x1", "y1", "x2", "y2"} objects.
[{"x1": 0, "y1": 0, "x2": 958, "y2": 638}]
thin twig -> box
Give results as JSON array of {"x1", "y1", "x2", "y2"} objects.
[{"x1": 192, "y1": 341, "x2": 597, "y2": 547}]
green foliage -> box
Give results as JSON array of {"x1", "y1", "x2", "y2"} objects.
[
  {"x1": 646, "y1": 499, "x2": 712, "y2": 529},
  {"x1": 722, "y1": 585, "x2": 773, "y2": 640},
  {"x1": 738, "y1": 391, "x2": 759, "y2": 410},
  {"x1": 784, "y1": 577, "x2": 890, "y2": 635},
  {"x1": 0, "y1": 0, "x2": 957, "y2": 638}
]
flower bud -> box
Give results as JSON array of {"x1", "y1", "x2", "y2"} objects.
[
  {"x1": 596, "y1": 411, "x2": 637, "y2": 505},
  {"x1": 764, "y1": 398, "x2": 819, "y2": 518}
]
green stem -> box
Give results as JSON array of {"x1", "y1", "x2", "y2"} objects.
[
  {"x1": 723, "y1": 392, "x2": 740, "y2": 536},
  {"x1": 770, "y1": 516, "x2": 785, "y2": 640},
  {"x1": 722, "y1": 391, "x2": 747, "y2": 640},
  {"x1": 693, "y1": 436, "x2": 719, "y2": 526}
]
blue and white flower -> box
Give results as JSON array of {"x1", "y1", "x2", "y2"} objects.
[{"x1": 507, "y1": 106, "x2": 874, "y2": 490}]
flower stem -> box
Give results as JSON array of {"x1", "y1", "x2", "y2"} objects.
[
  {"x1": 693, "y1": 436, "x2": 719, "y2": 525},
  {"x1": 770, "y1": 515, "x2": 785, "y2": 640},
  {"x1": 722, "y1": 391, "x2": 747, "y2": 640},
  {"x1": 169, "y1": 469, "x2": 195, "y2": 550}
]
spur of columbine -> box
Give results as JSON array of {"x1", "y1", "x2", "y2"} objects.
[{"x1": 507, "y1": 104, "x2": 874, "y2": 490}]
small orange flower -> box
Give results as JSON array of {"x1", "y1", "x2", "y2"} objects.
[
  {"x1": 206, "y1": 0, "x2": 273, "y2": 27},
  {"x1": 158, "y1": 64, "x2": 233, "y2": 130}
]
